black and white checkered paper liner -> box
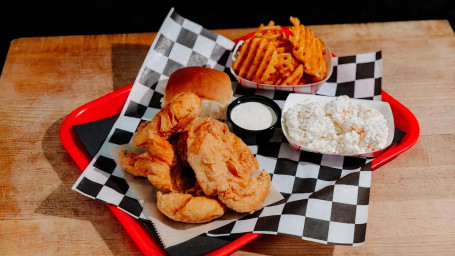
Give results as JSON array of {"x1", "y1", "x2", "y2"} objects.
[{"x1": 72, "y1": 7, "x2": 383, "y2": 246}]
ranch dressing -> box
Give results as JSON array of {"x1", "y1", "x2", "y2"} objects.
[{"x1": 231, "y1": 102, "x2": 277, "y2": 130}]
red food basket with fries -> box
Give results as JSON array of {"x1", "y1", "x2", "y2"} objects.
[{"x1": 230, "y1": 18, "x2": 332, "y2": 93}]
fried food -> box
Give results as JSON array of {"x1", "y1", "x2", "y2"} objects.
[
  {"x1": 119, "y1": 91, "x2": 274, "y2": 222},
  {"x1": 156, "y1": 191, "x2": 226, "y2": 223},
  {"x1": 180, "y1": 118, "x2": 257, "y2": 195},
  {"x1": 118, "y1": 150, "x2": 150, "y2": 177},
  {"x1": 132, "y1": 92, "x2": 202, "y2": 147},
  {"x1": 119, "y1": 131, "x2": 194, "y2": 192},
  {"x1": 119, "y1": 149, "x2": 175, "y2": 192},
  {"x1": 288, "y1": 17, "x2": 327, "y2": 81},
  {"x1": 182, "y1": 118, "x2": 271, "y2": 213},
  {"x1": 232, "y1": 16, "x2": 327, "y2": 85},
  {"x1": 218, "y1": 169, "x2": 271, "y2": 213}
]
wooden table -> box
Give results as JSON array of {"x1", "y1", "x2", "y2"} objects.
[{"x1": 1, "y1": 19, "x2": 454, "y2": 255}]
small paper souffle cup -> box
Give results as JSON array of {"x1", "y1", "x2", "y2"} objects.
[
  {"x1": 230, "y1": 39, "x2": 333, "y2": 94},
  {"x1": 227, "y1": 95, "x2": 281, "y2": 145}
]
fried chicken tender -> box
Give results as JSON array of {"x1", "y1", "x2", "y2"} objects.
[
  {"x1": 179, "y1": 118, "x2": 258, "y2": 195},
  {"x1": 156, "y1": 191, "x2": 226, "y2": 223},
  {"x1": 181, "y1": 118, "x2": 271, "y2": 213},
  {"x1": 218, "y1": 170, "x2": 271, "y2": 213},
  {"x1": 132, "y1": 92, "x2": 202, "y2": 147},
  {"x1": 118, "y1": 131, "x2": 194, "y2": 192},
  {"x1": 120, "y1": 92, "x2": 272, "y2": 221}
]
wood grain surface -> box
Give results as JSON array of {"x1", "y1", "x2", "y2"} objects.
[{"x1": 0, "y1": 20, "x2": 454, "y2": 255}]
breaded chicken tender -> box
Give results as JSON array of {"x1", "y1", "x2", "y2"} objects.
[
  {"x1": 132, "y1": 92, "x2": 202, "y2": 147},
  {"x1": 156, "y1": 191, "x2": 226, "y2": 223},
  {"x1": 217, "y1": 169, "x2": 271, "y2": 213},
  {"x1": 119, "y1": 131, "x2": 194, "y2": 192},
  {"x1": 181, "y1": 118, "x2": 271, "y2": 213},
  {"x1": 119, "y1": 92, "x2": 272, "y2": 222}
]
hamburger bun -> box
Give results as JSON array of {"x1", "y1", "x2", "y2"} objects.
[{"x1": 163, "y1": 67, "x2": 233, "y2": 120}]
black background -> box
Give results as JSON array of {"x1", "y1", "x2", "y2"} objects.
[{"x1": 0, "y1": 0, "x2": 453, "y2": 74}]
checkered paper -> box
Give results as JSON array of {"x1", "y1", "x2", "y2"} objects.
[{"x1": 72, "y1": 7, "x2": 384, "y2": 247}]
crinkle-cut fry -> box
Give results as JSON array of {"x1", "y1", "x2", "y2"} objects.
[
  {"x1": 238, "y1": 37, "x2": 261, "y2": 78},
  {"x1": 246, "y1": 38, "x2": 269, "y2": 80},
  {"x1": 282, "y1": 64, "x2": 304, "y2": 85}
]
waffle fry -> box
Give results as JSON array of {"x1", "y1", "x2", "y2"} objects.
[
  {"x1": 238, "y1": 38, "x2": 261, "y2": 78},
  {"x1": 232, "y1": 39, "x2": 250, "y2": 71},
  {"x1": 253, "y1": 43, "x2": 276, "y2": 83},
  {"x1": 246, "y1": 38, "x2": 269, "y2": 80},
  {"x1": 289, "y1": 17, "x2": 327, "y2": 80},
  {"x1": 261, "y1": 50, "x2": 279, "y2": 84},
  {"x1": 232, "y1": 16, "x2": 327, "y2": 86},
  {"x1": 282, "y1": 64, "x2": 304, "y2": 85}
]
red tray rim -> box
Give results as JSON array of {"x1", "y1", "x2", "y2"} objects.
[{"x1": 59, "y1": 83, "x2": 419, "y2": 256}]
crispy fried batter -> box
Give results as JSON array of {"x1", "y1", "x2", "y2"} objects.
[
  {"x1": 182, "y1": 118, "x2": 258, "y2": 195},
  {"x1": 132, "y1": 92, "x2": 202, "y2": 147},
  {"x1": 118, "y1": 150, "x2": 150, "y2": 177},
  {"x1": 156, "y1": 191, "x2": 226, "y2": 223},
  {"x1": 218, "y1": 170, "x2": 271, "y2": 213},
  {"x1": 183, "y1": 118, "x2": 270, "y2": 213},
  {"x1": 119, "y1": 93, "x2": 273, "y2": 221},
  {"x1": 119, "y1": 131, "x2": 194, "y2": 192}
]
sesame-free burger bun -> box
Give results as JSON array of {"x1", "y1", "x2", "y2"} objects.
[{"x1": 164, "y1": 67, "x2": 233, "y2": 120}]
